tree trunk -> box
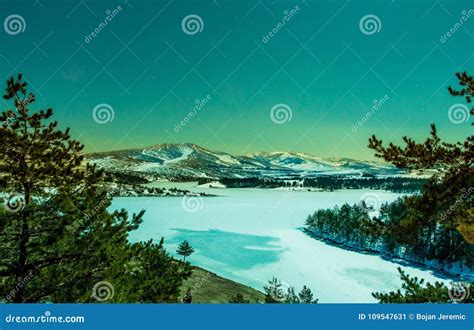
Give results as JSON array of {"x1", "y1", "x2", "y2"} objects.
[{"x1": 13, "y1": 186, "x2": 30, "y2": 303}]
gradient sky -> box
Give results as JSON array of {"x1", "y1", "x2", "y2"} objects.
[{"x1": 0, "y1": 0, "x2": 472, "y2": 160}]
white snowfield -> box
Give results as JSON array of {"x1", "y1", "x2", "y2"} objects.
[{"x1": 111, "y1": 186, "x2": 452, "y2": 303}]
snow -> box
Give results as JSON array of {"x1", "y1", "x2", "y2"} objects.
[
  {"x1": 214, "y1": 154, "x2": 241, "y2": 166},
  {"x1": 87, "y1": 143, "x2": 401, "y2": 178},
  {"x1": 142, "y1": 145, "x2": 194, "y2": 164},
  {"x1": 197, "y1": 181, "x2": 226, "y2": 188},
  {"x1": 110, "y1": 187, "x2": 453, "y2": 303}
]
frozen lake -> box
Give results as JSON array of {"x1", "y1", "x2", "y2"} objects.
[{"x1": 111, "y1": 183, "x2": 447, "y2": 303}]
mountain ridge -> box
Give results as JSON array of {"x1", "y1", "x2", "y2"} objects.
[{"x1": 86, "y1": 143, "x2": 401, "y2": 180}]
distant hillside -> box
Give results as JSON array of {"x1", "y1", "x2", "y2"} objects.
[
  {"x1": 86, "y1": 143, "x2": 401, "y2": 180},
  {"x1": 180, "y1": 266, "x2": 265, "y2": 303}
]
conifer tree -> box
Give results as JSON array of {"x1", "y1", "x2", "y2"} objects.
[
  {"x1": 0, "y1": 74, "x2": 191, "y2": 303},
  {"x1": 282, "y1": 287, "x2": 300, "y2": 304},
  {"x1": 263, "y1": 277, "x2": 284, "y2": 303},
  {"x1": 176, "y1": 240, "x2": 195, "y2": 262},
  {"x1": 298, "y1": 285, "x2": 318, "y2": 304},
  {"x1": 368, "y1": 71, "x2": 473, "y2": 246},
  {"x1": 263, "y1": 278, "x2": 318, "y2": 304},
  {"x1": 373, "y1": 267, "x2": 473, "y2": 303},
  {"x1": 368, "y1": 72, "x2": 473, "y2": 303}
]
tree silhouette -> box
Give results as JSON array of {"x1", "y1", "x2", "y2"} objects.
[
  {"x1": 0, "y1": 74, "x2": 191, "y2": 302},
  {"x1": 448, "y1": 71, "x2": 474, "y2": 126},
  {"x1": 368, "y1": 72, "x2": 473, "y2": 302},
  {"x1": 368, "y1": 71, "x2": 473, "y2": 245},
  {"x1": 373, "y1": 267, "x2": 473, "y2": 303},
  {"x1": 176, "y1": 240, "x2": 195, "y2": 262},
  {"x1": 298, "y1": 285, "x2": 318, "y2": 304}
]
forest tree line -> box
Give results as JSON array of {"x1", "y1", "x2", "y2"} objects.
[
  {"x1": 304, "y1": 197, "x2": 472, "y2": 275},
  {"x1": 198, "y1": 176, "x2": 426, "y2": 193}
]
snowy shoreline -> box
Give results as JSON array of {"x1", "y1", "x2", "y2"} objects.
[{"x1": 303, "y1": 228, "x2": 473, "y2": 280}]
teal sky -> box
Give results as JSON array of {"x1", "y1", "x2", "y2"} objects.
[{"x1": 0, "y1": 0, "x2": 472, "y2": 160}]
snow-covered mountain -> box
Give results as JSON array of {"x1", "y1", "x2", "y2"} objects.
[{"x1": 86, "y1": 143, "x2": 400, "y2": 180}]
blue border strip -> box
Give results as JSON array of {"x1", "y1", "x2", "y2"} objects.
[{"x1": 0, "y1": 304, "x2": 472, "y2": 330}]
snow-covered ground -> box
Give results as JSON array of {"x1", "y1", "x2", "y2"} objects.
[{"x1": 111, "y1": 185, "x2": 450, "y2": 303}]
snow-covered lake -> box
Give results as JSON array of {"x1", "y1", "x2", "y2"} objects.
[{"x1": 111, "y1": 183, "x2": 448, "y2": 303}]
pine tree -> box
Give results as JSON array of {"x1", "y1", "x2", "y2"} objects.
[
  {"x1": 282, "y1": 286, "x2": 300, "y2": 304},
  {"x1": 0, "y1": 74, "x2": 191, "y2": 303},
  {"x1": 367, "y1": 72, "x2": 473, "y2": 301},
  {"x1": 373, "y1": 267, "x2": 473, "y2": 303},
  {"x1": 448, "y1": 71, "x2": 474, "y2": 126},
  {"x1": 176, "y1": 240, "x2": 195, "y2": 262},
  {"x1": 263, "y1": 277, "x2": 284, "y2": 303},
  {"x1": 263, "y1": 278, "x2": 318, "y2": 304},
  {"x1": 368, "y1": 72, "x2": 473, "y2": 247},
  {"x1": 298, "y1": 285, "x2": 318, "y2": 303}
]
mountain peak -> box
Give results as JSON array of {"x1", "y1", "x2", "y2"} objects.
[{"x1": 86, "y1": 143, "x2": 398, "y2": 179}]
